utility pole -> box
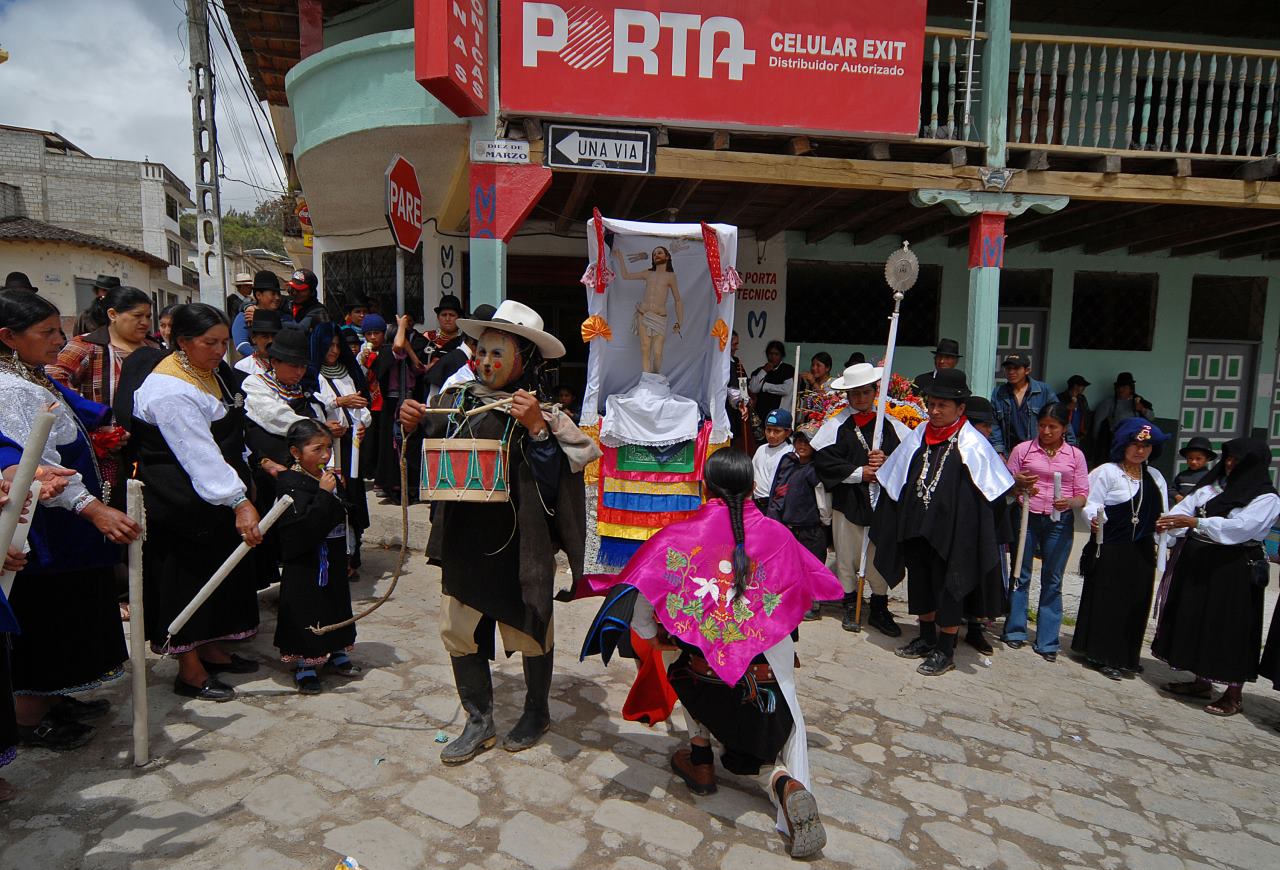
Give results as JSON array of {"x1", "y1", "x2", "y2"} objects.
[{"x1": 186, "y1": 0, "x2": 227, "y2": 309}]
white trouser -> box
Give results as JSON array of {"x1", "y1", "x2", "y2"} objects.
[{"x1": 831, "y1": 511, "x2": 889, "y2": 596}]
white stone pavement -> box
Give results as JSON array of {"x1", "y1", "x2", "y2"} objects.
[{"x1": 3, "y1": 499, "x2": 1280, "y2": 870}]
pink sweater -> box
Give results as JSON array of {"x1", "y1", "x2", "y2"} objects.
[{"x1": 1006, "y1": 440, "x2": 1089, "y2": 516}]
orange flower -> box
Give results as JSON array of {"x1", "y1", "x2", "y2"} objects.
[
  {"x1": 581, "y1": 314, "x2": 612, "y2": 343},
  {"x1": 710, "y1": 319, "x2": 729, "y2": 352}
]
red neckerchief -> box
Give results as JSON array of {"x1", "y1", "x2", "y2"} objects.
[
  {"x1": 852, "y1": 410, "x2": 875, "y2": 428},
  {"x1": 924, "y1": 416, "x2": 966, "y2": 446}
]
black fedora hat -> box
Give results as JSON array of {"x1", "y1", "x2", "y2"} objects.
[
  {"x1": 1179, "y1": 436, "x2": 1217, "y2": 460},
  {"x1": 1114, "y1": 371, "x2": 1136, "y2": 387},
  {"x1": 93, "y1": 274, "x2": 121, "y2": 291},
  {"x1": 253, "y1": 270, "x2": 282, "y2": 293},
  {"x1": 434, "y1": 294, "x2": 463, "y2": 315},
  {"x1": 1067, "y1": 374, "x2": 1091, "y2": 388},
  {"x1": 932, "y1": 338, "x2": 962, "y2": 358},
  {"x1": 922, "y1": 368, "x2": 971, "y2": 400},
  {"x1": 267, "y1": 326, "x2": 310, "y2": 365},
  {"x1": 964, "y1": 395, "x2": 995, "y2": 425},
  {"x1": 249, "y1": 308, "x2": 283, "y2": 335},
  {"x1": 3, "y1": 271, "x2": 37, "y2": 292}
]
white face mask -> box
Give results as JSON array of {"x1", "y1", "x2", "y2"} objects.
[{"x1": 475, "y1": 330, "x2": 524, "y2": 390}]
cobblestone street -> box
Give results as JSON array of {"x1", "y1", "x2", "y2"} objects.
[{"x1": 3, "y1": 503, "x2": 1279, "y2": 870}]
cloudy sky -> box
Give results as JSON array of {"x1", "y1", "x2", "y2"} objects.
[{"x1": 0, "y1": 0, "x2": 286, "y2": 211}]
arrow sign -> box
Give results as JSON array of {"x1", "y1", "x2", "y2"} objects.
[{"x1": 544, "y1": 124, "x2": 655, "y2": 176}]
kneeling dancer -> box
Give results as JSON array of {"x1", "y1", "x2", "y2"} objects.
[
  {"x1": 400, "y1": 301, "x2": 599, "y2": 763},
  {"x1": 594, "y1": 449, "x2": 842, "y2": 858},
  {"x1": 871, "y1": 369, "x2": 1014, "y2": 676}
]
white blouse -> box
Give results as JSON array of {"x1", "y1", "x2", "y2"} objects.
[
  {"x1": 132, "y1": 372, "x2": 248, "y2": 508},
  {"x1": 243, "y1": 373, "x2": 336, "y2": 436},
  {"x1": 1083, "y1": 463, "x2": 1169, "y2": 527},
  {"x1": 233, "y1": 355, "x2": 269, "y2": 376},
  {"x1": 317, "y1": 371, "x2": 372, "y2": 428},
  {"x1": 0, "y1": 372, "x2": 91, "y2": 511},
  {"x1": 1164, "y1": 483, "x2": 1280, "y2": 546}
]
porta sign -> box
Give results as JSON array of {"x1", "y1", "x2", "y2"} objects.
[
  {"x1": 415, "y1": 0, "x2": 490, "y2": 117},
  {"x1": 385, "y1": 154, "x2": 424, "y2": 254},
  {"x1": 500, "y1": 0, "x2": 926, "y2": 137}
]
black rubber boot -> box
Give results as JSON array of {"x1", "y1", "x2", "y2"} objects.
[
  {"x1": 866, "y1": 594, "x2": 902, "y2": 638},
  {"x1": 440, "y1": 654, "x2": 496, "y2": 765},
  {"x1": 840, "y1": 593, "x2": 860, "y2": 632},
  {"x1": 503, "y1": 649, "x2": 553, "y2": 752}
]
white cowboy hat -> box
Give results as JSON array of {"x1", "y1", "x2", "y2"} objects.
[
  {"x1": 458, "y1": 299, "x2": 566, "y2": 359},
  {"x1": 829, "y1": 362, "x2": 883, "y2": 391}
]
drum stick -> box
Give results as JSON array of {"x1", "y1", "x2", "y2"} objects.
[
  {"x1": 0, "y1": 408, "x2": 55, "y2": 598},
  {"x1": 126, "y1": 479, "x2": 149, "y2": 767},
  {"x1": 0, "y1": 481, "x2": 41, "y2": 598},
  {"x1": 418, "y1": 397, "x2": 554, "y2": 418},
  {"x1": 165, "y1": 495, "x2": 293, "y2": 640}
]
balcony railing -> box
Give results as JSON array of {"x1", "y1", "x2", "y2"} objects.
[
  {"x1": 1008, "y1": 34, "x2": 1280, "y2": 157},
  {"x1": 919, "y1": 28, "x2": 1280, "y2": 160}
]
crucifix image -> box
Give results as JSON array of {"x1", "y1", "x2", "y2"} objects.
[{"x1": 613, "y1": 245, "x2": 683, "y2": 373}]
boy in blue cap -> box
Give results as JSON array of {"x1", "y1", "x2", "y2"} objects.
[{"x1": 752, "y1": 407, "x2": 794, "y2": 511}]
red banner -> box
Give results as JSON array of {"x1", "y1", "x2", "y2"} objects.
[
  {"x1": 469, "y1": 163, "x2": 553, "y2": 242},
  {"x1": 415, "y1": 0, "x2": 491, "y2": 118},
  {"x1": 500, "y1": 0, "x2": 926, "y2": 137}
]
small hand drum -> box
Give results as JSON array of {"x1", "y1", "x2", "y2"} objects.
[{"x1": 421, "y1": 438, "x2": 510, "y2": 503}]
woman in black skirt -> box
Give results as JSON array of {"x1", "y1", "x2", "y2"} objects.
[
  {"x1": 1152, "y1": 438, "x2": 1280, "y2": 717},
  {"x1": 1, "y1": 291, "x2": 139, "y2": 749},
  {"x1": 116, "y1": 304, "x2": 264, "y2": 702},
  {"x1": 273, "y1": 419, "x2": 360, "y2": 695},
  {"x1": 1072, "y1": 418, "x2": 1169, "y2": 680}
]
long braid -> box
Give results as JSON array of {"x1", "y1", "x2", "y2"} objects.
[
  {"x1": 724, "y1": 491, "x2": 751, "y2": 596},
  {"x1": 703, "y1": 448, "x2": 755, "y2": 597}
]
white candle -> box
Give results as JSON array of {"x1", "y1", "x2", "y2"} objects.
[
  {"x1": 1051, "y1": 471, "x2": 1063, "y2": 521},
  {"x1": 0, "y1": 480, "x2": 42, "y2": 599},
  {"x1": 126, "y1": 479, "x2": 149, "y2": 767},
  {"x1": 166, "y1": 495, "x2": 294, "y2": 639},
  {"x1": 0, "y1": 409, "x2": 56, "y2": 597}
]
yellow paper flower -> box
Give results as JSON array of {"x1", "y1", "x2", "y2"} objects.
[{"x1": 581, "y1": 314, "x2": 612, "y2": 343}]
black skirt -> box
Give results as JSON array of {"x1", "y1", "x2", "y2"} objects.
[
  {"x1": 7, "y1": 568, "x2": 127, "y2": 694},
  {"x1": 1258, "y1": 603, "x2": 1280, "y2": 689},
  {"x1": 1, "y1": 640, "x2": 18, "y2": 767},
  {"x1": 274, "y1": 537, "x2": 355, "y2": 660},
  {"x1": 143, "y1": 517, "x2": 260, "y2": 655},
  {"x1": 667, "y1": 651, "x2": 794, "y2": 767},
  {"x1": 1151, "y1": 538, "x2": 1264, "y2": 684},
  {"x1": 1071, "y1": 539, "x2": 1157, "y2": 670}
]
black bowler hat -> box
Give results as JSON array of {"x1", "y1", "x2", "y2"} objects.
[
  {"x1": 964, "y1": 395, "x2": 996, "y2": 425},
  {"x1": 93, "y1": 274, "x2": 121, "y2": 291},
  {"x1": 923, "y1": 368, "x2": 972, "y2": 400},
  {"x1": 435, "y1": 294, "x2": 463, "y2": 315},
  {"x1": 267, "y1": 326, "x2": 310, "y2": 365},
  {"x1": 1114, "y1": 371, "x2": 1136, "y2": 387},
  {"x1": 253, "y1": 270, "x2": 282, "y2": 293},
  {"x1": 1067, "y1": 374, "x2": 1091, "y2": 388},
  {"x1": 3, "y1": 271, "x2": 37, "y2": 292},
  {"x1": 1179, "y1": 436, "x2": 1217, "y2": 461},
  {"x1": 249, "y1": 308, "x2": 283, "y2": 335},
  {"x1": 472, "y1": 303, "x2": 496, "y2": 321},
  {"x1": 932, "y1": 338, "x2": 963, "y2": 358}
]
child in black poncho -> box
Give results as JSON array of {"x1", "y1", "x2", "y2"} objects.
[{"x1": 274, "y1": 419, "x2": 362, "y2": 694}]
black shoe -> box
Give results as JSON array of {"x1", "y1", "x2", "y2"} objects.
[
  {"x1": 17, "y1": 718, "x2": 95, "y2": 751},
  {"x1": 441, "y1": 654, "x2": 496, "y2": 765},
  {"x1": 504, "y1": 651, "x2": 553, "y2": 752},
  {"x1": 296, "y1": 671, "x2": 323, "y2": 695},
  {"x1": 1039, "y1": 651, "x2": 1057, "y2": 663},
  {"x1": 802, "y1": 604, "x2": 821, "y2": 622},
  {"x1": 1002, "y1": 638, "x2": 1026, "y2": 650},
  {"x1": 173, "y1": 676, "x2": 236, "y2": 702},
  {"x1": 917, "y1": 650, "x2": 956, "y2": 676},
  {"x1": 840, "y1": 593, "x2": 860, "y2": 632},
  {"x1": 965, "y1": 626, "x2": 994, "y2": 655},
  {"x1": 324, "y1": 655, "x2": 362, "y2": 677},
  {"x1": 49, "y1": 695, "x2": 111, "y2": 723},
  {"x1": 1099, "y1": 666, "x2": 1123, "y2": 681},
  {"x1": 895, "y1": 635, "x2": 935, "y2": 659},
  {"x1": 867, "y1": 596, "x2": 902, "y2": 638},
  {"x1": 200, "y1": 654, "x2": 260, "y2": 675}
]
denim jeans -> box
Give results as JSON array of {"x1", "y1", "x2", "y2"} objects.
[{"x1": 1003, "y1": 510, "x2": 1074, "y2": 653}]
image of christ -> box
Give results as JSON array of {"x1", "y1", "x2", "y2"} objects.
[{"x1": 613, "y1": 245, "x2": 684, "y2": 374}]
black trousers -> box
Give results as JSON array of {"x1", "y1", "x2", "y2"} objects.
[{"x1": 904, "y1": 538, "x2": 965, "y2": 627}]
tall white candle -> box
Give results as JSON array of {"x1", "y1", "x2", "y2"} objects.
[
  {"x1": 0, "y1": 480, "x2": 42, "y2": 599},
  {"x1": 126, "y1": 479, "x2": 149, "y2": 767},
  {"x1": 0, "y1": 409, "x2": 56, "y2": 597},
  {"x1": 1051, "y1": 471, "x2": 1063, "y2": 521}
]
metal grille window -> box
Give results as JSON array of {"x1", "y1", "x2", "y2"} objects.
[
  {"x1": 785, "y1": 261, "x2": 942, "y2": 345},
  {"x1": 167, "y1": 239, "x2": 181, "y2": 267},
  {"x1": 1000, "y1": 269, "x2": 1052, "y2": 308},
  {"x1": 1188, "y1": 275, "x2": 1266, "y2": 342},
  {"x1": 1069, "y1": 271, "x2": 1158, "y2": 351},
  {"x1": 322, "y1": 246, "x2": 426, "y2": 321}
]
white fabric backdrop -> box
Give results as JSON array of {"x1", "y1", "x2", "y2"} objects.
[{"x1": 581, "y1": 217, "x2": 737, "y2": 443}]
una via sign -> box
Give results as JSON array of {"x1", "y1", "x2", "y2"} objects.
[{"x1": 544, "y1": 123, "x2": 655, "y2": 175}]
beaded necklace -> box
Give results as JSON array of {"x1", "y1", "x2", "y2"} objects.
[{"x1": 915, "y1": 434, "x2": 958, "y2": 509}]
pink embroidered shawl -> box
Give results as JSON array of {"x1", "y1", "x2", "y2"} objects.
[{"x1": 592, "y1": 500, "x2": 843, "y2": 686}]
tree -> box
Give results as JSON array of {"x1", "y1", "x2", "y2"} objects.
[{"x1": 178, "y1": 200, "x2": 288, "y2": 255}]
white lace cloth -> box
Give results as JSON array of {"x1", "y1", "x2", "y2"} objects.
[
  {"x1": 133, "y1": 372, "x2": 247, "y2": 508},
  {"x1": 599, "y1": 372, "x2": 701, "y2": 448},
  {"x1": 0, "y1": 372, "x2": 90, "y2": 511}
]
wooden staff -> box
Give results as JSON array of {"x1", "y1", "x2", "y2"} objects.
[
  {"x1": 126, "y1": 479, "x2": 149, "y2": 767},
  {"x1": 165, "y1": 495, "x2": 294, "y2": 641},
  {"x1": 789, "y1": 345, "x2": 801, "y2": 421},
  {"x1": 0, "y1": 408, "x2": 55, "y2": 599},
  {"x1": 1011, "y1": 493, "x2": 1033, "y2": 594}
]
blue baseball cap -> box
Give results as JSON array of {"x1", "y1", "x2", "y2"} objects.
[{"x1": 765, "y1": 408, "x2": 792, "y2": 428}]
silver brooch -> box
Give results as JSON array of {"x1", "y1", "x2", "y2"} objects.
[{"x1": 232, "y1": 393, "x2": 245, "y2": 408}]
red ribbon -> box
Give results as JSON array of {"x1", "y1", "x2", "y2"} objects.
[
  {"x1": 583, "y1": 207, "x2": 613, "y2": 293},
  {"x1": 90, "y1": 425, "x2": 127, "y2": 458},
  {"x1": 701, "y1": 222, "x2": 723, "y2": 303}
]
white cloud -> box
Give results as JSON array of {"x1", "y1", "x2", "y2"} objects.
[{"x1": 0, "y1": 0, "x2": 285, "y2": 211}]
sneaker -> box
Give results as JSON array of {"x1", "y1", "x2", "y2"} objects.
[
  {"x1": 917, "y1": 650, "x2": 956, "y2": 677},
  {"x1": 895, "y1": 635, "x2": 935, "y2": 659}
]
